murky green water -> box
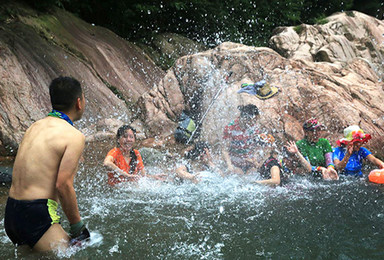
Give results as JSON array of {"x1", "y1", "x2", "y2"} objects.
[{"x1": 0, "y1": 144, "x2": 384, "y2": 259}]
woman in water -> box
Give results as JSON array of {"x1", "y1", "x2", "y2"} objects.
[
  {"x1": 285, "y1": 118, "x2": 338, "y2": 180},
  {"x1": 104, "y1": 125, "x2": 145, "y2": 185},
  {"x1": 333, "y1": 125, "x2": 384, "y2": 177}
]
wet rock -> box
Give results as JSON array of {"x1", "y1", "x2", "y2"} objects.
[
  {"x1": 139, "y1": 40, "x2": 384, "y2": 158},
  {"x1": 137, "y1": 33, "x2": 208, "y2": 70},
  {"x1": 0, "y1": 4, "x2": 163, "y2": 155},
  {"x1": 139, "y1": 147, "x2": 169, "y2": 167},
  {"x1": 270, "y1": 11, "x2": 384, "y2": 78}
]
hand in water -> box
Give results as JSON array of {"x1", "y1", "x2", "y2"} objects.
[
  {"x1": 69, "y1": 228, "x2": 90, "y2": 247},
  {"x1": 69, "y1": 221, "x2": 90, "y2": 247},
  {"x1": 322, "y1": 166, "x2": 339, "y2": 180},
  {"x1": 326, "y1": 166, "x2": 339, "y2": 180}
]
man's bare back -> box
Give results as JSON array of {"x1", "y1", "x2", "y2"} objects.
[
  {"x1": 4, "y1": 76, "x2": 89, "y2": 252},
  {"x1": 9, "y1": 116, "x2": 85, "y2": 201}
]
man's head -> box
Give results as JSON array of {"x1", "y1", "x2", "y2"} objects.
[{"x1": 49, "y1": 77, "x2": 84, "y2": 119}]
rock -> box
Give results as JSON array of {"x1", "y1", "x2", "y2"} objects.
[
  {"x1": 137, "y1": 33, "x2": 208, "y2": 70},
  {"x1": 139, "y1": 147, "x2": 169, "y2": 167},
  {"x1": 0, "y1": 4, "x2": 163, "y2": 155},
  {"x1": 139, "y1": 40, "x2": 384, "y2": 158},
  {"x1": 269, "y1": 11, "x2": 384, "y2": 78}
]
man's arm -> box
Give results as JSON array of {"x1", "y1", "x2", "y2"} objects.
[
  {"x1": 56, "y1": 132, "x2": 85, "y2": 225},
  {"x1": 285, "y1": 141, "x2": 312, "y2": 172},
  {"x1": 221, "y1": 146, "x2": 243, "y2": 174}
]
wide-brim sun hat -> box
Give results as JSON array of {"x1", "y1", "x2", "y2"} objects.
[
  {"x1": 302, "y1": 118, "x2": 325, "y2": 131},
  {"x1": 336, "y1": 125, "x2": 371, "y2": 146}
]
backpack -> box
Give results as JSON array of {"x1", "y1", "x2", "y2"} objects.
[{"x1": 174, "y1": 111, "x2": 197, "y2": 144}]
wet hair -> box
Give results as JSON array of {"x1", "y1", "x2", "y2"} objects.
[
  {"x1": 116, "y1": 125, "x2": 137, "y2": 146},
  {"x1": 238, "y1": 104, "x2": 259, "y2": 118},
  {"x1": 184, "y1": 141, "x2": 210, "y2": 161},
  {"x1": 49, "y1": 76, "x2": 83, "y2": 112},
  {"x1": 116, "y1": 125, "x2": 137, "y2": 174}
]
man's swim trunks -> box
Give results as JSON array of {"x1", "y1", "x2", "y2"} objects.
[{"x1": 4, "y1": 197, "x2": 61, "y2": 248}]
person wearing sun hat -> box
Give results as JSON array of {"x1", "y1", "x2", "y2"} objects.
[
  {"x1": 285, "y1": 118, "x2": 338, "y2": 180},
  {"x1": 333, "y1": 125, "x2": 384, "y2": 177}
]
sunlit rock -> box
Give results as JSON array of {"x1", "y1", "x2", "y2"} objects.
[
  {"x1": 140, "y1": 39, "x2": 384, "y2": 158},
  {"x1": 270, "y1": 11, "x2": 384, "y2": 77},
  {"x1": 0, "y1": 4, "x2": 163, "y2": 156}
]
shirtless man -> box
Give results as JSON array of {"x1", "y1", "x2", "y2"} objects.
[{"x1": 4, "y1": 76, "x2": 90, "y2": 252}]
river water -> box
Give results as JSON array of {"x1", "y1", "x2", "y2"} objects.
[{"x1": 0, "y1": 143, "x2": 384, "y2": 259}]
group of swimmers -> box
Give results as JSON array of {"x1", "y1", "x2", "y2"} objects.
[
  {"x1": 103, "y1": 103, "x2": 384, "y2": 187},
  {"x1": 3, "y1": 76, "x2": 384, "y2": 254}
]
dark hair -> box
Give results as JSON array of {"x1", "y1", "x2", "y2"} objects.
[
  {"x1": 116, "y1": 125, "x2": 137, "y2": 174},
  {"x1": 116, "y1": 125, "x2": 137, "y2": 147},
  {"x1": 185, "y1": 141, "x2": 210, "y2": 161},
  {"x1": 238, "y1": 104, "x2": 259, "y2": 118},
  {"x1": 49, "y1": 76, "x2": 83, "y2": 112}
]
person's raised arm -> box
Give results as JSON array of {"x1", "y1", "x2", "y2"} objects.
[
  {"x1": 221, "y1": 145, "x2": 233, "y2": 170},
  {"x1": 334, "y1": 143, "x2": 353, "y2": 171},
  {"x1": 285, "y1": 141, "x2": 312, "y2": 172},
  {"x1": 175, "y1": 165, "x2": 199, "y2": 183}
]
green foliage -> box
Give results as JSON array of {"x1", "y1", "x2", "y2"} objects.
[
  {"x1": 315, "y1": 15, "x2": 329, "y2": 25},
  {"x1": 16, "y1": 0, "x2": 384, "y2": 47},
  {"x1": 345, "y1": 11, "x2": 355, "y2": 17},
  {"x1": 294, "y1": 25, "x2": 304, "y2": 35},
  {"x1": 21, "y1": 0, "x2": 64, "y2": 11}
]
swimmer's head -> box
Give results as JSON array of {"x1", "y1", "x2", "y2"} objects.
[
  {"x1": 238, "y1": 104, "x2": 259, "y2": 119},
  {"x1": 116, "y1": 125, "x2": 136, "y2": 148},
  {"x1": 49, "y1": 76, "x2": 83, "y2": 113}
]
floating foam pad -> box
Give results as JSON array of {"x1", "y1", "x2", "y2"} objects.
[{"x1": 368, "y1": 169, "x2": 384, "y2": 184}]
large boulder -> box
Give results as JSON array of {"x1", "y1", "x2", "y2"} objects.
[
  {"x1": 139, "y1": 41, "x2": 384, "y2": 158},
  {"x1": 269, "y1": 11, "x2": 384, "y2": 78},
  {"x1": 0, "y1": 4, "x2": 164, "y2": 155}
]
